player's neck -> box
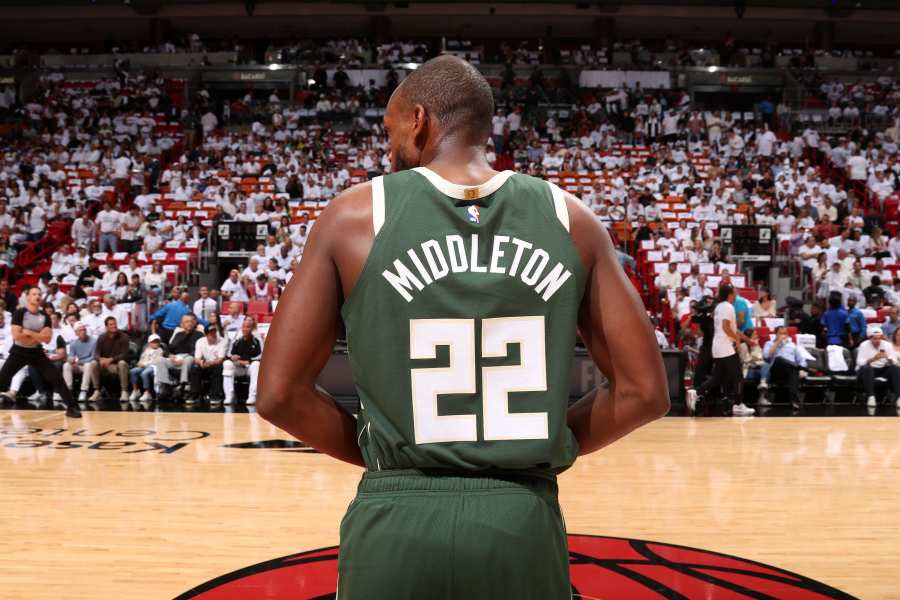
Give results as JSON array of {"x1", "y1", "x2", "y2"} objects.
[{"x1": 420, "y1": 145, "x2": 498, "y2": 187}]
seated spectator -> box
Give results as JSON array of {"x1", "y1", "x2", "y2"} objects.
[
  {"x1": 82, "y1": 299, "x2": 107, "y2": 338},
  {"x1": 752, "y1": 289, "x2": 777, "y2": 320},
  {"x1": 222, "y1": 301, "x2": 245, "y2": 334},
  {"x1": 193, "y1": 286, "x2": 217, "y2": 323},
  {"x1": 220, "y1": 269, "x2": 247, "y2": 303},
  {"x1": 739, "y1": 328, "x2": 765, "y2": 379},
  {"x1": 760, "y1": 326, "x2": 807, "y2": 405},
  {"x1": 191, "y1": 327, "x2": 227, "y2": 403},
  {"x1": 883, "y1": 306, "x2": 900, "y2": 340},
  {"x1": 143, "y1": 225, "x2": 164, "y2": 254},
  {"x1": 129, "y1": 334, "x2": 164, "y2": 401},
  {"x1": 864, "y1": 275, "x2": 887, "y2": 309},
  {"x1": 76, "y1": 257, "x2": 103, "y2": 290},
  {"x1": 144, "y1": 260, "x2": 168, "y2": 292},
  {"x1": 63, "y1": 322, "x2": 99, "y2": 402},
  {"x1": 95, "y1": 316, "x2": 130, "y2": 401},
  {"x1": 856, "y1": 325, "x2": 900, "y2": 408},
  {"x1": 223, "y1": 317, "x2": 262, "y2": 405},
  {"x1": 122, "y1": 274, "x2": 147, "y2": 304},
  {"x1": 153, "y1": 314, "x2": 204, "y2": 399}
]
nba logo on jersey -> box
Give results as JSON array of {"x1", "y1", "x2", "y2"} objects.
[{"x1": 466, "y1": 205, "x2": 480, "y2": 223}]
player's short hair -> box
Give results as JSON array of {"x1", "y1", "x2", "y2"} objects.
[
  {"x1": 399, "y1": 55, "x2": 494, "y2": 145},
  {"x1": 104, "y1": 316, "x2": 117, "y2": 326},
  {"x1": 24, "y1": 284, "x2": 41, "y2": 294}
]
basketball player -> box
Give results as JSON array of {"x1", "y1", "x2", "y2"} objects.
[
  {"x1": 0, "y1": 286, "x2": 81, "y2": 418},
  {"x1": 258, "y1": 56, "x2": 668, "y2": 599}
]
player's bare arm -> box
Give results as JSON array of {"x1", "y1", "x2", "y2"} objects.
[
  {"x1": 565, "y1": 193, "x2": 670, "y2": 455},
  {"x1": 11, "y1": 324, "x2": 47, "y2": 345},
  {"x1": 256, "y1": 182, "x2": 374, "y2": 468}
]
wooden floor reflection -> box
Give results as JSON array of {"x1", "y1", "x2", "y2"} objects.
[{"x1": 1, "y1": 411, "x2": 897, "y2": 600}]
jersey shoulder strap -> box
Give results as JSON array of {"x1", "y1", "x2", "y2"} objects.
[
  {"x1": 543, "y1": 180, "x2": 571, "y2": 232},
  {"x1": 371, "y1": 175, "x2": 386, "y2": 235}
]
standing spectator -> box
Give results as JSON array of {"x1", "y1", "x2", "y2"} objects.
[
  {"x1": 129, "y1": 334, "x2": 164, "y2": 401},
  {"x1": 191, "y1": 327, "x2": 227, "y2": 403},
  {"x1": 120, "y1": 206, "x2": 142, "y2": 254},
  {"x1": 95, "y1": 316, "x2": 130, "y2": 401},
  {"x1": 733, "y1": 293, "x2": 754, "y2": 334},
  {"x1": 96, "y1": 202, "x2": 122, "y2": 253},
  {"x1": 71, "y1": 220, "x2": 96, "y2": 255},
  {"x1": 847, "y1": 150, "x2": 868, "y2": 193},
  {"x1": 856, "y1": 325, "x2": 900, "y2": 408},
  {"x1": 63, "y1": 322, "x2": 99, "y2": 402},
  {"x1": 846, "y1": 296, "x2": 868, "y2": 347},
  {"x1": 149, "y1": 290, "x2": 205, "y2": 343},
  {"x1": 491, "y1": 112, "x2": 507, "y2": 155},
  {"x1": 821, "y1": 293, "x2": 849, "y2": 347},
  {"x1": 695, "y1": 285, "x2": 755, "y2": 416},
  {"x1": 201, "y1": 110, "x2": 219, "y2": 137},
  {"x1": 27, "y1": 203, "x2": 46, "y2": 242},
  {"x1": 113, "y1": 153, "x2": 132, "y2": 201},
  {"x1": 223, "y1": 317, "x2": 262, "y2": 405}
]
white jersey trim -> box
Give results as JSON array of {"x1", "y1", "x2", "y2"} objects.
[
  {"x1": 372, "y1": 175, "x2": 386, "y2": 235},
  {"x1": 412, "y1": 166, "x2": 515, "y2": 200},
  {"x1": 546, "y1": 181, "x2": 571, "y2": 232}
]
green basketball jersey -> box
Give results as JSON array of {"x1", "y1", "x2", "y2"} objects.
[{"x1": 340, "y1": 167, "x2": 586, "y2": 475}]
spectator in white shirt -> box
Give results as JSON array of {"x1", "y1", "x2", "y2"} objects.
[
  {"x1": 96, "y1": 202, "x2": 122, "y2": 253},
  {"x1": 856, "y1": 325, "x2": 900, "y2": 408},
  {"x1": 655, "y1": 263, "x2": 683, "y2": 296},
  {"x1": 191, "y1": 328, "x2": 227, "y2": 401},
  {"x1": 220, "y1": 269, "x2": 246, "y2": 302},
  {"x1": 193, "y1": 286, "x2": 218, "y2": 322},
  {"x1": 847, "y1": 152, "x2": 868, "y2": 182},
  {"x1": 142, "y1": 225, "x2": 164, "y2": 254},
  {"x1": 242, "y1": 256, "x2": 264, "y2": 281}
]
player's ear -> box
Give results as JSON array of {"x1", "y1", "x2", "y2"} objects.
[{"x1": 411, "y1": 104, "x2": 429, "y2": 148}]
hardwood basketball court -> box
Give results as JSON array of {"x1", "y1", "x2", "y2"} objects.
[{"x1": 1, "y1": 410, "x2": 896, "y2": 599}]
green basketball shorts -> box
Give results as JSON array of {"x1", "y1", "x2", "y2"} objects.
[{"x1": 337, "y1": 469, "x2": 571, "y2": 600}]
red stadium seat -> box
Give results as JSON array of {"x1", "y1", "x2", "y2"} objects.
[{"x1": 247, "y1": 299, "x2": 271, "y2": 316}]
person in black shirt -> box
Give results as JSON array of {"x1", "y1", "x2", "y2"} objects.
[
  {"x1": 223, "y1": 317, "x2": 262, "y2": 405},
  {"x1": 864, "y1": 275, "x2": 887, "y2": 309},
  {"x1": 690, "y1": 298, "x2": 716, "y2": 390},
  {"x1": 27, "y1": 311, "x2": 67, "y2": 401},
  {"x1": 152, "y1": 314, "x2": 204, "y2": 400},
  {"x1": 0, "y1": 286, "x2": 80, "y2": 417},
  {"x1": 77, "y1": 257, "x2": 103, "y2": 289},
  {"x1": 0, "y1": 278, "x2": 17, "y2": 310}
]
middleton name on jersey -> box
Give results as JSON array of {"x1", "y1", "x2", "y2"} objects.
[{"x1": 382, "y1": 232, "x2": 572, "y2": 303}]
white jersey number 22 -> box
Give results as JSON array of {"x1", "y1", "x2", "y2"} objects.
[{"x1": 409, "y1": 316, "x2": 548, "y2": 444}]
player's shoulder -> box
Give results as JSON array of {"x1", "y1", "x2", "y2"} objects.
[{"x1": 312, "y1": 180, "x2": 374, "y2": 247}]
